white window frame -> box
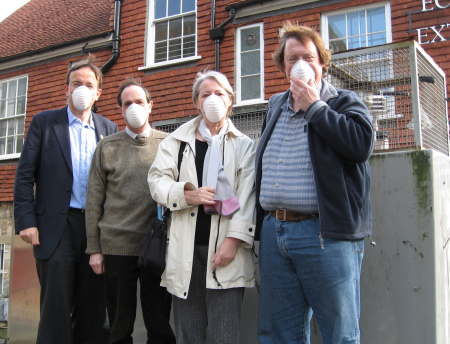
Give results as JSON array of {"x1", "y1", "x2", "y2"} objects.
[
  {"x1": 321, "y1": 2, "x2": 392, "y2": 52},
  {"x1": 235, "y1": 23, "x2": 265, "y2": 106},
  {"x1": 141, "y1": 0, "x2": 200, "y2": 70},
  {"x1": 0, "y1": 75, "x2": 28, "y2": 160}
]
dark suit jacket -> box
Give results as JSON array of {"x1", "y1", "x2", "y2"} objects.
[{"x1": 14, "y1": 106, "x2": 118, "y2": 259}]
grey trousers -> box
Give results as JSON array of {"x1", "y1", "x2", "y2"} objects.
[{"x1": 172, "y1": 245, "x2": 244, "y2": 344}]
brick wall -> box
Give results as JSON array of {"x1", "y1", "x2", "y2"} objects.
[{"x1": 2, "y1": 0, "x2": 450, "y2": 202}]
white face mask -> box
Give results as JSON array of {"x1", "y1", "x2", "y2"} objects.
[
  {"x1": 125, "y1": 103, "x2": 148, "y2": 128},
  {"x1": 202, "y1": 94, "x2": 227, "y2": 123},
  {"x1": 290, "y1": 59, "x2": 315, "y2": 82},
  {"x1": 72, "y1": 85, "x2": 94, "y2": 111}
]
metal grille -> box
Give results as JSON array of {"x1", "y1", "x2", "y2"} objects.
[
  {"x1": 326, "y1": 41, "x2": 449, "y2": 156},
  {"x1": 152, "y1": 117, "x2": 192, "y2": 133},
  {"x1": 153, "y1": 106, "x2": 267, "y2": 144}
]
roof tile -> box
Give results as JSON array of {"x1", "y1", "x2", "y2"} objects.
[{"x1": 0, "y1": 0, "x2": 112, "y2": 59}]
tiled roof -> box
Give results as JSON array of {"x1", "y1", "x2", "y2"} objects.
[{"x1": 0, "y1": 0, "x2": 113, "y2": 60}]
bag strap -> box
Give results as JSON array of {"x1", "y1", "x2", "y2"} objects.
[
  {"x1": 163, "y1": 141, "x2": 186, "y2": 220},
  {"x1": 177, "y1": 141, "x2": 186, "y2": 182}
]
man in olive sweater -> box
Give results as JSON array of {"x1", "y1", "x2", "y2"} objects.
[{"x1": 86, "y1": 78, "x2": 175, "y2": 344}]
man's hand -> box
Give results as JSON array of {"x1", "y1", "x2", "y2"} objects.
[
  {"x1": 184, "y1": 186, "x2": 216, "y2": 206},
  {"x1": 290, "y1": 77, "x2": 320, "y2": 113},
  {"x1": 212, "y1": 237, "x2": 241, "y2": 270},
  {"x1": 19, "y1": 227, "x2": 40, "y2": 246},
  {"x1": 89, "y1": 253, "x2": 105, "y2": 274}
]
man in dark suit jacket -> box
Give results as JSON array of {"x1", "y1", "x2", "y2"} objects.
[{"x1": 13, "y1": 55, "x2": 118, "y2": 344}]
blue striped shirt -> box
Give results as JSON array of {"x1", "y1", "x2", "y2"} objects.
[
  {"x1": 259, "y1": 94, "x2": 318, "y2": 213},
  {"x1": 68, "y1": 108, "x2": 97, "y2": 209}
]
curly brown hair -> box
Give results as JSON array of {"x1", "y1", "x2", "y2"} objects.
[{"x1": 272, "y1": 22, "x2": 331, "y2": 77}]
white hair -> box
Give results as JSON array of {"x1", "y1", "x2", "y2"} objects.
[{"x1": 192, "y1": 70, "x2": 234, "y2": 106}]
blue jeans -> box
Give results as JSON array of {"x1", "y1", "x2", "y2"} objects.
[{"x1": 258, "y1": 214, "x2": 364, "y2": 344}]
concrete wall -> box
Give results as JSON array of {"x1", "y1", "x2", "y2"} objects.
[{"x1": 361, "y1": 149, "x2": 450, "y2": 343}]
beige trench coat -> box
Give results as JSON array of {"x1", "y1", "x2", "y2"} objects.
[{"x1": 148, "y1": 116, "x2": 256, "y2": 299}]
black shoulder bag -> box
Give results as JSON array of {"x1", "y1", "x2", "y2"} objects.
[{"x1": 138, "y1": 141, "x2": 186, "y2": 276}]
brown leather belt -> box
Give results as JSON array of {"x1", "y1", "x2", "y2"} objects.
[{"x1": 270, "y1": 209, "x2": 318, "y2": 222}]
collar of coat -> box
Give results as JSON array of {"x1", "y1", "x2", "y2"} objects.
[{"x1": 170, "y1": 115, "x2": 243, "y2": 143}]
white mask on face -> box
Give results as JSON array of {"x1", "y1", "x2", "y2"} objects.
[
  {"x1": 125, "y1": 103, "x2": 148, "y2": 128},
  {"x1": 202, "y1": 94, "x2": 227, "y2": 123},
  {"x1": 290, "y1": 59, "x2": 315, "y2": 82},
  {"x1": 72, "y1": 85, "x2": 94, "y2": 110}
]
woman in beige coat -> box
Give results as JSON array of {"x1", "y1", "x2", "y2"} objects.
[{"x1": 148, "y1": 70, "x2": 256, "y2": 344}]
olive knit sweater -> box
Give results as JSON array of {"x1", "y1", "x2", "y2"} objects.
[{"x1": 86, "y1": 129, "x2": 168, "y2": 256}]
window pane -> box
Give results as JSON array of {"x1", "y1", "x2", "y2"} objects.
[
  {"x1": 348, "y1": 36, "x2": 366, "y2": 50},
  {"x1": 241, "y1": 75, "x2": 260, "y2": 101},
  {"x1": 7, "y1": 119, "x2": 15, "y2": 136},
  {"x1": 155, "y1": 0, "x2": 166, "y2": 19},
  {"x1": 155, "y1": 41, "x2": 168, "y2": 62},
  {"x1": 360, "y1": 12, "x2": 366, "y2": 35},
  {"x1": 329, "y1": 39, "x2": 347, "y2": 53},
  {"x1": 8, "y1": 80, "x2": 17, "y2": 98},
  {"x1": 347, "y1": 11, "x2": 363, "y2": 37},
  {"x1": 169, "y1": 38, "x2": 182, "y2": 59},
  {"x1": 367, "y1": 7, "x2": 386, "y2": 33},
  {"x1": 241, "y1": 51, "x2": 260, "y2": 76},
  {"x1": 0, "y1": 100, "x2": 5, "y2": 118},
  {"x1": 168, "y1": 0, "x2": 180, "y2": 16},
  {"x1": 16, "y1": 134, "x2": 24, "y2": 153},
  {"x1": 0, "y1": 84, "x2": 6, "y2": 99},
  {"x1": 183, "y1": 14, "x2": 195, "y2": 35},
  {"x1": 17, "y1": 116, "x2": 25, "y2": 134},
  {"x1": 0, "y1": 121, "x2": 6, "y2": 136},
  {"x1": 18, "y1": 78, "x2": 27, "y2": 96},
  {"x1": 182, "y1": 0, "x2": 195, "y2": 12},
  {"x1": 368, "y1": 32, "x2": 386, "y2": 46},
  {"x1": 7, "y1": 99, "x2": 15, "y2": 117},
  {"x1": 155, "y1": 21, "x2": 168, "y2": 42},
  {"x1": 169, "y1": 18, "x2": 182, "y2": 39},
  {"x1": 17, "y1": 96, "x2": 26, "y2": 115},
  {"x1": 0, "y1": 138, "x2": 5, "y2": 155},
  {"x1": 241, "y1": 27, "x2": 260, "y2": 52},
  {"x1": 183, "y1": 35, "x2": 196, "y2": 57},
  {"x1": 328, "y1": 14, "x2": 345, "y2": 39},
  {"x1": 6, "y1": 136, "x2": 14, "y2": 154}
]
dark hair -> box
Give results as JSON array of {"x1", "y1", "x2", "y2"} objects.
[
  {"x1": 66, "y1": 54, "x2": 103, "y2": 88},
  {"x1": 272, "y1": 22, "x2": 332, "y2": 76},
  {"x1": 117, "y1": 77, "x2": 151, "y2": 107}
]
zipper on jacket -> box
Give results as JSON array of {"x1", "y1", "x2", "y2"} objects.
[
  {"x1": 368, "y1": 235, "x2": 376, "y2": 246},
  {"x1": 318, "y1": 232, "x2": 324, "y2": 250},
  {"x1": 305, "y1": 122, "x2": 324, "y2": 239}
]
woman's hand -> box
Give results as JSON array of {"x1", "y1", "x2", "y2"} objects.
[
  {"x1": 184, "y1": 186, "x2": 216, "y2": 206},
  {"x1": 212, "y1": 237, "x2": 241, "y2": 270}
]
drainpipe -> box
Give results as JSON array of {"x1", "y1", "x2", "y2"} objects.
[
  {"x1": 209, "y1": 7, "x2": 235, "y2": 71},
  {"x1": 101, "y1": 0, "x2": 124, "y2": 74},
  {"x1": 211, "y1": 0, "x2": 215, "y2": 29}
]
